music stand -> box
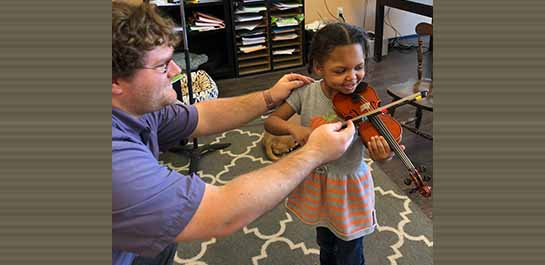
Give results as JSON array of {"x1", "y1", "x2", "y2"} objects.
[{"x1": 169, "y1": 0, "x2": 230, "y2": 173}]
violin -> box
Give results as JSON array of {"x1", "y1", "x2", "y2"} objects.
[{"x1": 332, "y1": 82, "x2": 432, "y2": 197}]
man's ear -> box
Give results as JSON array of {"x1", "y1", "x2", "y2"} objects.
[{"x1": 112, "y1": 77, "x2": 124, "y2": 95}]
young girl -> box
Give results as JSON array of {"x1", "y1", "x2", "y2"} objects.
[{"x1": 264, "y1": 23, "x2": 394, "y2": 265}]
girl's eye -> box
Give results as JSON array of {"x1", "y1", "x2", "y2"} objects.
[
  {"x1": 334, "y1": 69, "x2": 345, "y2": 74},
  {"x1": 356, "y1": 65, "x2": 364, "y2": 70}
]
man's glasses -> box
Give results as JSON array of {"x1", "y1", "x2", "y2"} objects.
[{"x1": 141, "y1": 59, "x2": 172, "y2": 74}]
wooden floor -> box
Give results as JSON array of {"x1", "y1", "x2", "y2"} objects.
[{"x1": 216, "y1": 45, "x2": 433, "y2": 219}]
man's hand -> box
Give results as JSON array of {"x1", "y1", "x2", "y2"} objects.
[
  {"x1": 268, "y1": 73, "x2": 314, "y2": 105},
  {"x1": 304, "y1": 120, "x2": 355, "y2": 164}
]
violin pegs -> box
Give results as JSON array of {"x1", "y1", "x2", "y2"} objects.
[{"x1": 423, "y1": 174, "x2": 432, "y2": 182}]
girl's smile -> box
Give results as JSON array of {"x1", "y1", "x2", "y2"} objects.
[{"x1": 315, "y1": 44, "x2": 366, "y2": 97}]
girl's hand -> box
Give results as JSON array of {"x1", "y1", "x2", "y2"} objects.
[
  {"x1": 289, "y1": 125, "x2": 312, "y2": 146},
  {"x1": 367, "y1": 136, "x2": 405, "y2": 161}
]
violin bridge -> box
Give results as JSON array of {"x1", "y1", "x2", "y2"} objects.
[{"x1": 359, "y1": 102, "x2": 371, "y2": 112}]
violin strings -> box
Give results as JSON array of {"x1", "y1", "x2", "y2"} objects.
[
  {"x1": 370, "y1": 115, "x2": 416, "y2": 171},
  {"x1": 358, "y1": 96, "x2": 416, "y2": 171},
  {"x1": 355, "y1": 93, "x2": 427, "y2": 191}
]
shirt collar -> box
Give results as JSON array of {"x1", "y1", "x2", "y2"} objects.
[{"x1": 112, "y1": 107, "x2": 149, "y2": 135}]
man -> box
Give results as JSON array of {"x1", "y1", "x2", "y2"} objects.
[{"x1": 112, "y1": 2, "x2": 355, "y2": 265}]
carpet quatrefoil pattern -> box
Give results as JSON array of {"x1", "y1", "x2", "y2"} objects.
[{"x1": 159, "y1": 117, "x2": 433, "y2": 265}]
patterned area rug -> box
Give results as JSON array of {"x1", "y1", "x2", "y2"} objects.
[{"x1": 159, "y1": 116, "x2": 433, "y2": 265}]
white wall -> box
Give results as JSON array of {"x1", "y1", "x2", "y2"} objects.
[
  {"x1": 305, "y1": 0, "x2": 432, "y2": 40},
  {"x1": 363, "y1": 0, "x2": 432, "y2": 39}
]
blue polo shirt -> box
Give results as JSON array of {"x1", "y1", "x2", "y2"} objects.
[{"x1": 112, "y1": 104, "x2": 205, "y2": 265}]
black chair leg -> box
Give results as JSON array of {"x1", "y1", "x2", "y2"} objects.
[
  {"x1": 388, "y1": 99, "x2": 397, "y2": 117},
  {"x1": 415, "y1": 108, "x2": 423, "y2": 129},
  {"x1": 169, "y1": 138, "x2": 230, "y2": 174}
]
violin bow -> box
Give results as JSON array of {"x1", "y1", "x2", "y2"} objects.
[{"x1": 345, "y1": 91, "x2": 428, "y2": 124}]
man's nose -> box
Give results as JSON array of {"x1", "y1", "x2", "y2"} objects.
[{"x1": 168, "y1": 60, "x2": 182, "y2": 77}]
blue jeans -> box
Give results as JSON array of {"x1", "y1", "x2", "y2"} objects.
[
  {"x1": 131, "y1": 243, "x2": 177, "y2": 265},
  {"x1": 316, "y1": 227, "x2": 365, "y2": 265}
]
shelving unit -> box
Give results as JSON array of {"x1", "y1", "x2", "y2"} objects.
[
  {"x1": 269, "y1": 0, "x2": 304, "y2": 71},
  {"x1": 231, "y1": 0, "x2": 271, "y2": 76},
  {"x1": 231, "y1": 0, "x2": 304, "y2": 77},
  {"x1": 150, "y1": 0, "x2": 305, "y2": 78},
  {"x1": 152, "y1": 0, "x2": 236, "y2": 79}
]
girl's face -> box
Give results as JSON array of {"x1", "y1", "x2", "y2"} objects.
[{"x1": 315, "y1": 44, "x2": 366, "y2": 95}]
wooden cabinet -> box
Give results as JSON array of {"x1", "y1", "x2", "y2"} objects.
[
  {"x1": 231, "y1": 0, "x2": 305, "y2": 77},
  {"x1": 232, "y1": 0, "x2": 271, "y2": 76},
  {"x1": 269, "y1": 1, "x2": 305, "y2": 71}
]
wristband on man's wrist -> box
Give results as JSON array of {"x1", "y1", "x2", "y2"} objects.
[{"x1": 263, "y1": 90, "x2": 276, "y2": 110}]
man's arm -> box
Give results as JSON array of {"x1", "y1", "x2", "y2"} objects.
[
  {"x1": 190, "y1": 73, "x2": 314, "y2": 138},
  {"x1": 176, "y1": 121, "x2": 355, "y2": 241},
  {"x1": 190, "y1": 91, "x2": 267, "y2": 137}
]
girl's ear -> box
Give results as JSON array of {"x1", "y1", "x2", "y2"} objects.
[{"x1": 314, "y1": 62, "x2": 324, "y2": 77}]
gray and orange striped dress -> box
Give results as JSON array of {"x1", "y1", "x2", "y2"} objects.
[{"x1": 284, "y1": 81, "x2": 377, "y2": 241}]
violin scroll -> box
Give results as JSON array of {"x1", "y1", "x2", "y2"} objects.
[{"x1": 407, "y1": 170, "x2": 432, "y2": 197}]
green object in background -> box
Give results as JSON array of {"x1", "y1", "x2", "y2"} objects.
[
  {"x1": 271, "y1": 15, "x2": 304, "y2": 26},
  {"x1": 171, "y1": 73, "x2": 184, "y2": 84}
]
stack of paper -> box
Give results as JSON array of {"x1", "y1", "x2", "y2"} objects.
[
  {"x1": 273, "y1": 48, "x2": 296, "y2": 55},
  {"x1": 235, "y1": 21, "x2": 261, "y2": 31},
  {"x1": 240, "y1": 29, "x2": 265, "y2": 37},
  {"x1": 235, "y1": 14, "x2": 263, "y2": 22},
  {"x1": 273, "y1": 33, "x2": 298, "y2": 41},
  {"x1": 189, "y1": 12, "x2": 225, "y2": 32},
  {"x1": 274, "y1": 17, "x2": 299, "y2": 27},
  {"x1": 235, "y1": 6, "x2": 267, "y2": 14},
  {"x1": 240, "y1": 45, "x2": 267, "y2": 53},
  {"x1": 242, "y1": 36, "x2": 266, "y2": 45},
  {"x1": 272, "y1": 2, "x2": 302, "y2": 10},
  {"x1": 272, "y1": 26, "x2": 297, "y2": 34}
]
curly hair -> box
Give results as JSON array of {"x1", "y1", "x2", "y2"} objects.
[
  {"x1": 307, "y1": 22, "x2": 369, "y2": 74},
  {"x1": 112, "y1": 1, "x2": 180, "y2": 79}
]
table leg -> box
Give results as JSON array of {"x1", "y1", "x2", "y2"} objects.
[{"x1": 374, "y1": 0, "x2": 385, "y2": 62}]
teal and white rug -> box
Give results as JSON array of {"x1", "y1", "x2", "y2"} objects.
[{"x1": 160, "y1": 117, "x2": 433, "y2": 265}]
